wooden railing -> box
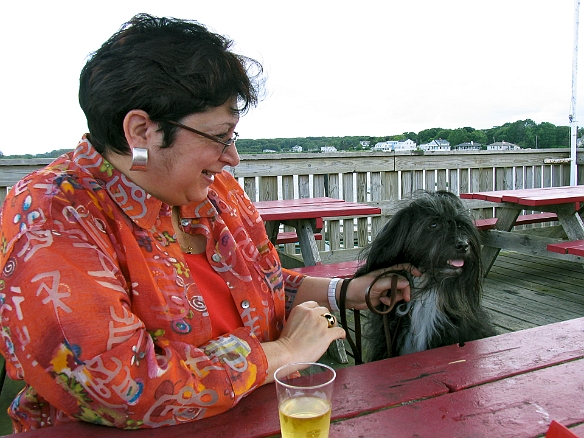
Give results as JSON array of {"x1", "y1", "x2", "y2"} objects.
[{"x1": 1, "y1": 149, "x2": 583, "y2": 264}]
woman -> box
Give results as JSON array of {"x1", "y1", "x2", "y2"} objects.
[{"x1": 0, "y1": 14, "x2": 413, "y2": 431}]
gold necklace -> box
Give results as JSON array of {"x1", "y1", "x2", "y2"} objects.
[{"x1": 181, "y1": 245, "x2": 194, "y2": 254}]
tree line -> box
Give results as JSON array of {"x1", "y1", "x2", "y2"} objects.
[
  {"x1": 235, "y1": 119, "x2": 577, "y2": 154},
  {"x1": 0, "y1": 119, "x2": 579, "y2": 158}
]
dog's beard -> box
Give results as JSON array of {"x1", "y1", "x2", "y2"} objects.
[{"x1": 396, "y1": 287, "x2": 451, "y2": 355}]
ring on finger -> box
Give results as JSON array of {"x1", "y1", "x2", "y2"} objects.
[{"x1": 321, "y1": 312, "x2": 337, "y2": 328}]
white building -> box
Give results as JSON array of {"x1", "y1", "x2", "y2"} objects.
[
  {"x1": 486, "y1": 141, "x2": 520, "y2": 151},
  {"x1": 292, "y1": 145, "x2": 303, "y2": 152},
  {"x1": 372, "y1": 141, "x2": 397, "y2": 151},
  {"x1": 420, "y1": 139, "x2": 450, "y2": 151},
  {"x1": 320, "y1": 146, "x2": 337, "y2": 153},
  {"x1": 452, "y1": 141, "x2": 481, "y2": 151},
  {"x1": 394, "y1": 139, "x2": 417, "y2": 152}
]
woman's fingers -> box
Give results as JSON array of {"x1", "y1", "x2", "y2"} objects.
[{"x1": 277, "y1": 301, "x2": 345, "y2": 363}]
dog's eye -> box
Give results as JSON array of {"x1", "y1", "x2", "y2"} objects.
[{"x1": 429, "y1": 222, "x2": 438, "y2": 229}]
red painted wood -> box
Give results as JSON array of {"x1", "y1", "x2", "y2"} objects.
[
  {"x1": 502, "y1": 193, "x2": 584, "y2": 207},
  {"x1": 254, "y1": 197, "x2": 380, "y2": 221},
  {"x1": 461, "y1": 186, "x2": 584, "y2": 207},
  {"x1": 257, "y1": 203, "x2": 381, "y2": 221},
  {"x1": 473, "y1": 217, "x2": 498, "y2": 230},
  {"x1": 291, "y1": 260, "x2": 362, "y2": 278},
  {"x1": 12, "y1": 318, "x2": 584, "y2": 438},
  {"x1": 276, "y1": 231, "x2": 323, "y2": 244},
  {"x1": 547, "y1": 239, "x2": 584, "y2": 254},
  {"x1": 515, "y1": 212, "x2": 558, "y2": 223},
  {"x1": 329, "y1": 359, "x2": 584, "y2": 438},
  {"x1": 568, "y1": 244, "x2": 584, "y2": 256},
  {"x1": 474, "y1": 213, "x2": 558, "y2": 230},
  {"x1": 546, "y1": 420, "x2": 580, "y2": 438},
  {"x1": 254, "y1": 197, "x2": 343, "y2": 209}
]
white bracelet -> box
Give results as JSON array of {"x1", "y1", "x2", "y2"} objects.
[{"x1": 328, "y1": 278, "x2": 342, "y2": 312}]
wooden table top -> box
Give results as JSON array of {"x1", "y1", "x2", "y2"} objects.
[
  {"x1": 460, "y1": 185, "x2": 584, "y2": 207},
  {"x1": 12, "y1": 317, "x2": 584, "y2": 438},
  {"x1": 254, "y1": 197, "x2": 381, "y2": 221}
]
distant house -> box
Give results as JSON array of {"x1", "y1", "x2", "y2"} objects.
[
  {"x1": 420, "y1": 139, "x2": 450, "y2": 151},
  {"x1": 372, "y1": 141, "x2": 397, "y2": 151},
  {"x1": 292, "y1": 145, "x2": 303, "y2": 152},
  {"x1": 486, "y1": 141, "x2": 520, "y2": 151},
  {"x1": 394, "y1": 139, "x2": 417, "y2": 152},
  {"x1": 320, "y1": 146, "x2": 337, "y2": 153},
  {"x1": 452, "y1": 141, "x2": 481, "y2": 151},
  {"x1": 360, "y1": 141, "x2": 371, "y2": 148},
  {"x1": 262, "y1": 149, "x2": 277, "y2": 153}
]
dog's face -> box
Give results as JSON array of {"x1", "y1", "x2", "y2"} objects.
[
  {"x1": 358, "y1": 191, "x2": 482, "y2": 283},
  {"x1": 398, "y1": 195, "x2": 479, "y2": 280}
]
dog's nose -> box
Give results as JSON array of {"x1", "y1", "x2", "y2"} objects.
[{"x1": 456, "y1": 240, "x2": 469, "y2": 252}]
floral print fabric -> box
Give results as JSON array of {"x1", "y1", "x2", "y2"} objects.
[{"x1": 0, "y1": 137, "x2": 304, "y2": 431}]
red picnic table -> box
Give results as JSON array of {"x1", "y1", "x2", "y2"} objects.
[
  {"x1": 254, "y1": 197, "x2": 381, "y2": 266},
  {"x1": 460, "y1": 185, "x2": 584, "y2": 275},
  {"x1": 10, "y1": 317, "x2": 584, "y2": 437}
]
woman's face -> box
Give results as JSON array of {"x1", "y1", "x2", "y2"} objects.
[{"x1": 132, "y1": 100, "x2": 241, "y2": 206}]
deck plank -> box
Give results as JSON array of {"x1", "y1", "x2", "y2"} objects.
[{"x1": 484, "y1": 251, "x2": 584, "y2": 333}]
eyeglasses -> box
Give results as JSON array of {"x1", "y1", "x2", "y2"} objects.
[{"x1": 166, "y1": 120, "x2": 239, "y2": 154}]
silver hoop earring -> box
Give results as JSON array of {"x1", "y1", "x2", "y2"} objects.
[{"x1": 130, "y1": 148, "x2": 148, "y2": 171}]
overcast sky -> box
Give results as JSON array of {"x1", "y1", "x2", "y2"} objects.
[{"x1": 1, "y1": 1, "x2": 581, "y2": 156}]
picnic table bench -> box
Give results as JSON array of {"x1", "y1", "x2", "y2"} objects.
[
  {"x1": 547, "y1": 239, "x2": 584, "y2": 256},
  {"x1": 275, "y1": 230, "x2": 323, "y2": 244},
  {"x1": 461, "y1": 186, "x2": 584, "y2": 274},
  {"x1": 254, "y1": 197, "x2": 381, "y2": 267}
]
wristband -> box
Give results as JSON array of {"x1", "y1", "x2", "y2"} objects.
[{"x1": 328, "y1": 278, "x2": 342, "y2": 312}]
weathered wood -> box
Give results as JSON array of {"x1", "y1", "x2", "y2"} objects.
[
  {"x1": 281, "y1": 175, "x2": 296, "y2": 253},
  {"x1": 329, "y1": 219, "x2": 341, "y2": 251},
  {"x1": 298, "y1": 174, "x2": 310, "y2": 198},
  {"x1": 242, "y1": 176, "x2": 256, "y2": 200},
  {"x1": 293, "y1": 220, "x2": 321, "y2": 266},
  {"x1": 342, "y1": 173, "x2": 354, "y2": 249},
  {"x1": 484, "y1": 251, "x2": 584, "y2": 333},
  {"x1": 327, "y1": 172, "x2": 340, "y2": 199}
]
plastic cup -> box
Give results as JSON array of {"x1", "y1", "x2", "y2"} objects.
[{"x1": 274, "y1": 362, "x2": 336, "y2": 438}]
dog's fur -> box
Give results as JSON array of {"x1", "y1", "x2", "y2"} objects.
[{"x1": 355, "y1": 190, "x2": 497, "y2": 360}]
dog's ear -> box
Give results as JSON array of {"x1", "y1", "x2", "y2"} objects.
[{"x1": 356, "y1": 207, "x2": 414, "y2": 275}]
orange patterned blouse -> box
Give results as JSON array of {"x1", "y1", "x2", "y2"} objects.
[{"x1": 0, "y1": 137, "x2": 305, "y2": 431}]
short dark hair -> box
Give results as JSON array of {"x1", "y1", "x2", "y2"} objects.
[{"x1": 79, "y1": 13, "x2": 263, "y2": 155}]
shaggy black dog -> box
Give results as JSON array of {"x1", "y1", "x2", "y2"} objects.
[{"x1": 354, "y1": 190, "x2": 497, "y2": 361}]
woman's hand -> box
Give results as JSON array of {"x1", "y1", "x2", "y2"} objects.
[
  {"x1": 344, "y1": 264, "x2": 422, "y2": 310},
  {"x1": 261, "y1": 301, "x2": 345, "y2": 383}
]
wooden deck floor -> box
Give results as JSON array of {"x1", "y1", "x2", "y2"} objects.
[{"x1": 484, "y1": 250, "x2": 584, "y2": 333}]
